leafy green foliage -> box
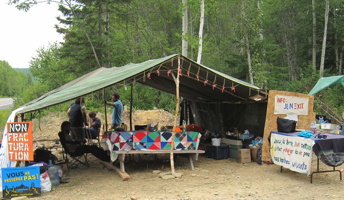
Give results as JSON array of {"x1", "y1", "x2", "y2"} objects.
[
  {"x1": 0, "y1": 60, "x2": 33, "y2": 97},
  {"x1": 4, "y1": 0, "x2": 344, "y2": 123},
  {"x1": 0, "y1": 109, "x2": 12, "y2": 133}
]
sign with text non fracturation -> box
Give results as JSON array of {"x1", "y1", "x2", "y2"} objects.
[{"x1": 6, "y1": 122, "x2": 33, "y2": 161}]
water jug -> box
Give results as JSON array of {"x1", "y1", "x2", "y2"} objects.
[{"x1": 48, "y1": 160, "x2": 60, "y2": 187}]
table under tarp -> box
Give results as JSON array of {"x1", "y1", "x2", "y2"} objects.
[
  {"x1": 100, "y1": 131, "x2": 204, "y2": 180},
  {"x1": 102, "y1": 131, "x2": 201, "y2": 152},
  {"x1": 270, "y1": 131, "x2": 344, "y2": 183}
]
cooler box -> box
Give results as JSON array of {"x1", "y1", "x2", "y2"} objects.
[
  {"x1": 206, "y1": 143, "x2": 229, "y2": 160},
  {"x1": 221, "y1": 138, "x2": 242, "y2": 159}
]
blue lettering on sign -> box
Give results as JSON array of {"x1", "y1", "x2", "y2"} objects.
[
  {"x1": 292, "y1": 162, "x2": 307, "y2": 170},
  {"x1": 274, "y1": 139, "x2": 281, "y2": 144},
  {"x1": 280, "y1": 158, "x2": 290, "y2": 165},
  {"x1": 283, "y1": 103, "x2": 294, "y2": 110}
]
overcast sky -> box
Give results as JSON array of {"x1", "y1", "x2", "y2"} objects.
[{"x1": 0, "y1": 2, "x2": 64, "y2": 68}]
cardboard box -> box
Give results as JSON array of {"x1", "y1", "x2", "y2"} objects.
[
  {"x1": 250, "y1": 147, "x2": 258, "y2": 162},
  {"x1": 238, "y1": 149, "x2": 251, "y2": 163}
]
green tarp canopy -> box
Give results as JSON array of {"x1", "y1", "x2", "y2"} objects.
[
  {"x1": 17, "y1": 54, "x2": 265, "y2": 115},
  {"x1": 309, "y1": 75, "x2": 344, "y2": 95}
]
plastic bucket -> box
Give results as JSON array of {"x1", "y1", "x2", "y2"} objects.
[{"x1": 212, "y1": 138, "x2": 221, "y2": 146}]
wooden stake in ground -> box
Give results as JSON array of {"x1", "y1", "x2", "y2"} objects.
[
  {"x1": 170, "y1": 56, "x2": 181, "y2": 175},
  {"x1": 103, "y1": 88, "x2": 108, "y2": 132}
]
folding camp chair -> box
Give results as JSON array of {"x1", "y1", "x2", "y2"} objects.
[
  {"x1": 84, "y1": 126, "x2": 101, "y2": 147},
  {"x1": 58, "y1": 132, "x2": 90, "y2": 170}
]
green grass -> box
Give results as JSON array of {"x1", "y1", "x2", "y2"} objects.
[{"x1": 0, "y1": 108, "x2": 13, "y2": 131}]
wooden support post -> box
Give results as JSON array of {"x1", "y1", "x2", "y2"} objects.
[
  {"x1": 118, "y1": 154, "x2": 126, "y2": 172},
  {"x1": 100, "y1": 161, "x2": 130, "y2": 181},
  {"x1": 188, "y1": 154, "x2": 195, "y2": 170}
]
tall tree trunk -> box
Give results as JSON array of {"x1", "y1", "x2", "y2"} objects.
[
  {"x1": 320, "y1": 0, "x2": 330, "y2": 77},
  {"x1": 105, "y1": 2, "x2": 111, "y2": 67},
  {"x1": 285, "y1": 33, "x2": 292, "y2": 81},
  {"x1": 335, "y1": 34, "x2": 339, "y2": 72},
  {"x1": 334, "y1": 7, "x2": 340, "y2": 74},
  {"x1": 245, "y1": 34, "x2": 254, "y2": 85},
  {"x1": 241, "y1": 2, "x2": 254, "y2": 84},
  {"x1": 98, "y1": 0, "x2": 103, "y2": 38},
  {"x1": 64, "y1": 0, "x2": 101, "y2": 68},
  {"x1": 312, "y1": 0, "x2": 317, "y2": 69},
  {"x1": 290, "y1": 38, "x2": 298, "y2": 80},
  {"x1": 257, "y1": 1, "x2": 264, "y2": 46},
  {"x1": 182, "y1": 0, "x2": 188, "y2": 57},
  {"x1": 340, "y1": 47, "x2": 344, "y2": 75},
  {"x1": 197, "y1": 0, "x2": 205, "y2": 64}
]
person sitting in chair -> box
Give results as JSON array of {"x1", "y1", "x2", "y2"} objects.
[
  {"x1": 58, "y1": 121, "x2": 110, "y2": 162},
  {"x1": 86, "y1": 112, "x2": 101, "y2": 139}
]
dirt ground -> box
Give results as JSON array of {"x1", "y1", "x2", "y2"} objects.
[{"x1": 6, "y1": 110, "x2": 344, "y2": 200}]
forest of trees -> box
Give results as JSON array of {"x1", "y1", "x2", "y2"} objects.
[
  {"x1": 2, "y1": 0, "x2": 344, "y2": 122},
  {"x1": 0, "y1": 61, "x2": 33, "y2": 101}
]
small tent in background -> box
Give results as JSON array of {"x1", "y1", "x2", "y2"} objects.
[
  {"x1": 309, "y1": 75, "x2": 344, "y2": 124},
  {"x1": 309, "y1": 75, "x2": 344, "y2": 95}
]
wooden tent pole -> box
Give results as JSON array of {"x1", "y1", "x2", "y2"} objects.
[
  {"x1": 130, "y1": 83, "x2": 133, "y2": 131},
  {"x1": 170, "y1": 56, "x2": 181, "y2": 175},
  {"x1": 103, "y1": 88, "x2": 108, "y2": 132}
]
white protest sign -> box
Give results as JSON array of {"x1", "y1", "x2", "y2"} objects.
[
  {"x1": 274, "y1": 95, "x2": 309, "y2": 115},
  {"x1": 270, "y1": 133, "x2": 314, "y2": 175}
]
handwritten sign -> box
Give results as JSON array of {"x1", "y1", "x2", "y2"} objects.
[
  {"x1": 6, "y1": 122, "x2": 33, "y2": 161},
  {"x1": 270, "y1": 133, "x2": 314, "y2": 174},
  {"x1": 2, "y1": 166, "x2": 41, "y2": 198},
  {"x1": 274, "y1": 95, "x2": 309, "y2": 115}
]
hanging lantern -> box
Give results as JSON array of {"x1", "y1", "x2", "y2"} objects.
[
  {"x1": 156, "y1": 70, "x2": 160, "y2": 76},
  {"x1": 203, "y1": 80, "x2": 208, "y2": 86},
  {"x1": 230, "y1": 86, "x2": 235, "y2": 92},
  {"x1": 147, "y1": 73, "x2": 151, "y2": 79},
  {"x1": 222, "y1": 86, "x2": 225, "y2": 93},
  {"x1": 212, "y1": 84, "x2": 217, "y2": 90},
  {"x1": 167, "y1": 69, "x2": 172, "y2": 76}
]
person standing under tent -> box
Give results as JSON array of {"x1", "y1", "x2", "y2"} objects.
[
  {"x1": 68, "y1": 97, "x2": 88, "y2": 142},
  {"x1": 104, "y1": 93, "x2": 123, "y2": 130}
]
